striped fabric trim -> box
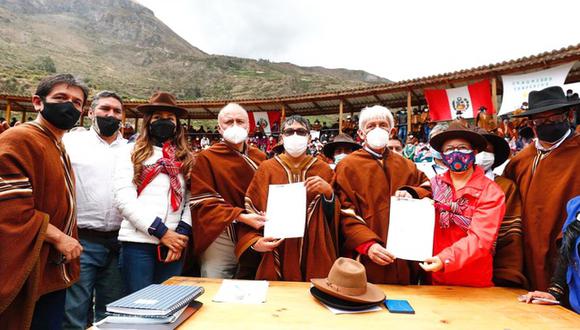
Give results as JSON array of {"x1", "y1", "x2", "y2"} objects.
[
  {"x1": 497, "y1": 217, "x2": 523, "y2": 239},
  {"x1": 27, "y1": 122, "x2": 77, "y2": 283},
  {"x1": 189, "y1": 193, "x2": 225, "y2": 208},
  {"x1": 240, "y1": 153, "x2": 259, "y2": 171},
  {"x1": 340, "y1": 208, "x2": 366, "y2": 224},
  {"x1": 297, "y1": 196, "x2": 321, "y2": 272},
  {"x1": 273, "y1": 248, "x2": 282, "y2": 279},
  {"x1": 0, "y1": 175, "x2": 33, "y2": 201},
  {"x1": 244, "y1": 196, "x2": 261, "y2": 215}
]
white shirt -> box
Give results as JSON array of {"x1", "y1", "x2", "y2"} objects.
[
  {"x1": 63, "y1": 128, "x2": 127, "y2": 232},
  {"x1": 114, "y1": 143, "x2": 192, "y2": 244}
]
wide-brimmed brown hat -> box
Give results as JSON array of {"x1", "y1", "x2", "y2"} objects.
[
  {"x1": 322, "y1": 133, "x2": 362, "y2": 158},
  {"x1": 473, "y1": 127, "x2": 511, "y2": 169},
  {"x1": 513, "y1": 86, "x2": 580, "y2": 117},
  {"x1": 429, "y1": 121, "x2": 487, "y2": 153},
  {"x1": 136, "y1": 91, "x2": 188, "y2": 117},
  {"x1": 310, "y1": 258, "x2": 385, "y2": 304}
]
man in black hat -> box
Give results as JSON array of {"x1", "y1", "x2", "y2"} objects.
[{"x1": 503, "y1": 86, "x2": 580, "y2": 292}]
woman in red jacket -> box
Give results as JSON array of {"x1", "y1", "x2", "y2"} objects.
[{"x1": 420, "y1": 122, "x2": 506, "y2": 287}]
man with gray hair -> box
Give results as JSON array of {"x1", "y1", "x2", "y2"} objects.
[
  {"x1": 190, "y1": 103, "x2": 267, "y2": 279},
  {"x1": 335, "y1": 105, "x2": 431, "y2": 284},
  {"x1": 63, "y1": 91, "x2": 127, "y2": 329}
]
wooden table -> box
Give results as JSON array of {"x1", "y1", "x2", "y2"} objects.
[{"x1": 165, "y1": 277, "x2": 579, "y2": 329}]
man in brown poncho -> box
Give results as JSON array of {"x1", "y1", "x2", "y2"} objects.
[
  {"x1": 504, "y1": 86, "x2": 580, "y2": 291},
  {"x1": 236, "y1": 115, "x2": 339, "y2": 281},
  {"x1": 0, "y1": 74, "x2": 86, "y2": 329},
  {"x1": 335, "y1": 105, "x2": 431, "y2": 284},
  {"x1": 190, "y1": 103, "x2": 267, "y2": 278},
  {"x1": 473, "y1": 128, "x2": 527, "y2": 288}
]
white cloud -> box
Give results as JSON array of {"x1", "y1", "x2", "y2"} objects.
[{"x1": 137, "y1": 0, "x2": 580, "y2": 81}]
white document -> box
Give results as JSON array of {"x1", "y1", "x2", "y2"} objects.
[
  {"x1": 386, "y1": 197, "x2": 435, "y2": 261},
  {"x1": 212, "y1": 280, "x2": 269, "y2": 304},
  {"x1": 264, "y1": 182, "x2": 306, "y2": 239}
]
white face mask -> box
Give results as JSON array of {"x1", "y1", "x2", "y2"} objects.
[
  {"x1": 365, "y1": 127, "x2": 389, "y2": 150},
  {"x1": 334, "y1": 153, "x2": 347, "y2": 164},
  {"x1": 475, "y1": 151, "x2": 495, "y2": 172},
  {"x1": 283, "y1": 134, "x2": 309, "y2": 157},
  {"x1": 222, "y1": 125, "x2": 248, "y2": 144}
]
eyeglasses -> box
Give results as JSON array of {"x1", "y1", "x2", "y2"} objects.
[
  {"x1": 282, "y1": 128, "x2": 309, "y2": 137},
  {"x1": 528, "y1": 112, "x2": 568, "y2": 126},
  {"x1": 442, "y1": 144, "x2": 472, "y2": 154}
]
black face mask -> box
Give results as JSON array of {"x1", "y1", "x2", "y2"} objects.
[
  {"x1": 41, "y1": 101, "x2": 81, "y2": 130},
  {"x1": 149, "y1": 119, "x2": 176, "y2": 143},
  {"x1": 94, "y1": 116, "x2": 121, "y2": 137},
  {"x1": 536, "y1": 121, "x2": 570, "y2": 143}
]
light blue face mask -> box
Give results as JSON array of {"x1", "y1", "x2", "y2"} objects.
[
  {"x1": 334, "y1": 153, "x2": 347, "y2": 164},
  {"x1": 429, "y1": 146, "x2": 442, "y2": 160}
]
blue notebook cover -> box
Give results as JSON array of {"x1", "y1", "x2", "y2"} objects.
[{"x1": 106, "y1": 284, "x2": 204, "y2": 317}]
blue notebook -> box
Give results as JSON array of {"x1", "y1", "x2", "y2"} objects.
[{"x1": 106, "y1": 284, "x2": 204, "y2": 317}]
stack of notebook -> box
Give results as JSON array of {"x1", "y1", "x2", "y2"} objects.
[{"x1": 95, "y1": 284, "x2": 204, "y2": 329}]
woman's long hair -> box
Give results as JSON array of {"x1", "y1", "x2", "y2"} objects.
[{"x1": 131, "y1": 112, "x2": 194, "y2": 186}]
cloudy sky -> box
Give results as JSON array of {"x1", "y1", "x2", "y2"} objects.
[{"x1": 136, "y1": 0, "x2": 579, "y2": 81}]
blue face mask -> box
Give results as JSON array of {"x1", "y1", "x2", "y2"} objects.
[
  {"x1": 334, "y1": 153, "x2": 347, "y2": 164},
  {"x1": 429, "y1": 146, "x2": 442, "y2": 160},
  {"x1": 442, "y1": 150, "x2": 475, "y2": 172}
]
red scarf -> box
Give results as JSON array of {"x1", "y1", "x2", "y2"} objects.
[
  {"x1": 138, "y1": 142, "x2": 183, "y2": 211},
  {"x1": 432, "y1": 176, "x2": 471, "y2": 232}
]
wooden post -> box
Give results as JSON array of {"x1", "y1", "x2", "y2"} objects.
[
  {"x1": 21, "y1": 111, "x2": 26, "y2": 123},
  {"x1": 407, "y1": 91, "x2": 412, "y2": 137},
  {"x1": 187, "y1": 118, "x2": 191, "y2": 127},
  {"x1": 281, "y1": 104, "x2": 286, "y2": 122},
  {"x1": 339, "y1": 100, "x2": 344, "y2": 134},
  {"x1": 491, "y1": 77, "x2": 498, "y2": 114},
  {"x1": 121, "y1": 109, "x2": 126, "y2": 135},
  {"x1": 79, "y1": 109, "x2": 85, "y2": 127},
  {"x1": 5, "y1": 100, "x2": 11, "y2": 123},
  {"x1": 135, "y1": 117, "x2": 140, "y2": 133}
]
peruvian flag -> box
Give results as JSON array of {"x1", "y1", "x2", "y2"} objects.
[
  {"x1": 248, "y1": 111, "x2": 281, "y2": 134},
  {"x1": 424, "y1": 80, "x2": 494, "y2": 122}
]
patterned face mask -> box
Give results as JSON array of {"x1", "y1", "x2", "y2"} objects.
[{"x1": 442, "y1": 150, "x2": 475, "y2": 172}]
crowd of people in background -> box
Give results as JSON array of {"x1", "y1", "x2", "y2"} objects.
[{"x1": 0, "y1": 73, "x2": 579, "y2": 330}]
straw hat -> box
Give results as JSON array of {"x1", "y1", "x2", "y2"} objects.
[{"x1": 310, "y1": 258, "x2": 385, "y2": 304}]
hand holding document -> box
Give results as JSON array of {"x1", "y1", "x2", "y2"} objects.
[
  {"x1": 386, "y1": 197, "x2": 435, "y2": 261},
  {"x1": 264, "y1": 182, "x2": 306, "y2": 239}
]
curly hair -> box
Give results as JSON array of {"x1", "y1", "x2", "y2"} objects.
[{"x1": 131, "y1": 112, "x2": 194, "y2": 186}]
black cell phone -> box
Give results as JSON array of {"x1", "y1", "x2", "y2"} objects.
[
  {"x1": 384, "y1": 299, "x2": 415, "y2": 314},
  {"x1": 157, "y1": 245, "x2": 169, "y2": 262}
]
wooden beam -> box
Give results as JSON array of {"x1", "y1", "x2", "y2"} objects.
[
  {"x1": 202, "y1": 106, "x2": 217, "y2": 118},
  {"x1": 5, "y1": 100, "x2": 11, "y2": 122},
  {"x1": 407, "y1": 91, "x2": 412, "y2": 137},
  {"x1": 280, "y1": 104, "x2": 286, "y2": 122},
  {"x1": 135, "y1": 117, "x2": 140, "y2": 132},
  {"x1": 312, "y1": 101, "x2": 325, "y2": 112},
  {"x1": 372, "y1": 94, "x2": 383, "y2": 104},
  {"x1": 339, "y1": 100, "x2": 344, "y2": 134}
]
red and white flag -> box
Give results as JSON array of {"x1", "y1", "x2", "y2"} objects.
[
  {"x1": 424, "y1": 80, "x2": 494, "y2": 122},
  {"x1": 248, "y1": 111, "x2": 281, "y2": 134}
]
